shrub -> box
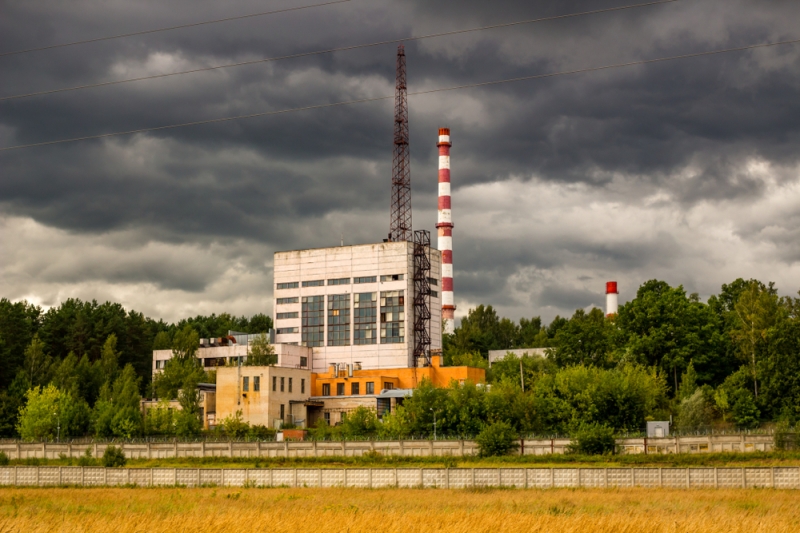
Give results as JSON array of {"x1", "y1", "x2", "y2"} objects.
[
  {"x1": 475, "y1": 421, "x2": 519, "y2": 457},
  {"x1": 568, "y1": 424, "x2": 616, "y2": 455},
  {"x1": 102, "y1": 445, "x2": 127, "y2": 468},
  {"x1": 77, "y1": 448, "x2": 95, "y2": 467},
  {"x1": 731, "y1": 389, "x2": 760, "y2": 429},
  {"x1": 0, "y1": 452, "x2": 9, "y2": 466}
]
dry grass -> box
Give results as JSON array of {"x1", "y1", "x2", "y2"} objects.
[{"x1": 0, "y1": 487, "x2": 797, "y2": 532}]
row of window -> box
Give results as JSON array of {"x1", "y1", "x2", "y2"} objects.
[
  {"x1": 241, "y1": 375, "x2": 306, "y2": 394},
  {"x1": 320, "y1": 381, "x2": 395, "y2": 396},
  {"x1": 276, "y1": 274, "x2": 408, "y2": 291}
]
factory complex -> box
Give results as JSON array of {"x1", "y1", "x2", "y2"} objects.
[{"x1": 147, "y1": 47, "x2": 618, "y2": 433}]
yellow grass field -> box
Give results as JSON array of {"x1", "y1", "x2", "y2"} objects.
[{"x1": 0, "y1": 487, "x2": 798, "y2": 533}]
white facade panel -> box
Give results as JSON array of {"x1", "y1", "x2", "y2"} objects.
[{"x1": 274, "y1": 242, "x2": 442, "y2": 371}]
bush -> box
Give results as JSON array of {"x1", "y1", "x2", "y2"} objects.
[
  {"x1": 475, "y1": 421, "x2": 519, "y2": 457},
  {"x1": 568, "y1": 424, "x2": 616, "y2": 455},
  {"x1": 77, "y1": 448, "x2": 95, "y2": 467},
  {"x1": 731, "y1": 389, "x2": 760, "y2": 429},
  {"x1": 0, "y1": 452, "x2": 9, "y2": 466},
  {"x1": 102, "y1": 445, "x2": 127, "y2": 468}
]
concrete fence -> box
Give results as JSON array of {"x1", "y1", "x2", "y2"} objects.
[
  {"x1": 0, "y1": 434, "x2": 774, "y2": 460},
  {"x1": 0, "y1": 466, "x2": 798, "y2": 489}
]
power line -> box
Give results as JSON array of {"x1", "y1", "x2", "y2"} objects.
[
  {"x1": 0, "y1": 0, "x2": 681, "y2": 102},
  {"x1": 2, "y1": 37, "x2": 797, "y2": 153},
  {"x1": 0, "y1": 0, "x2": 351, "y2": 58}
]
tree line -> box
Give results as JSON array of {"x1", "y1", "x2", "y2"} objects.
[{"x1": 0, "y1": 297, "x2": 271, "y2": 438}]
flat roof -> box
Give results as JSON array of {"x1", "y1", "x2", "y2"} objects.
[{"x1": 275, "y1": 240, "x2": 440, "y2": 254}]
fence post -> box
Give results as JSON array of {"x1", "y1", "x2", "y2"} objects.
[
  {"x1": 15, "y1": 442, "x2": 20, "y2": 460},
  {"x1": 269, "y1": 468, "x2": 273, "y2": 487},
  {"x1": 294, "y1": 468, "x2": 298, "y2": 488},
  {"x1": 419, "y1": 468, "x2": 424, "y2": 488},
  {"x1": 771, "y1": 467, "x2": 775, "y2": 489},
  {"x1": 174, "y1": 441, "x2": 178, "y2": 458},
  {"x1": 13, "y1": 466, "x2": 17, "y2": 486},
  {"x1": 312, "y1": 440, "x2": 317, "y2": 458},
  {"x1": 368, "y1": 468, "x2": 373, "y2": 489},
  {"x1": 42, "y1": 442, "x2": 46, "y2": 459},
  {"x1": 399, "y1": 440, "x2": 404, "y2": 456},
  {"x1": 128, "y1": 468, "x2": 132, "y2": 486},
  {"x1": 94, "y1": 442, "x2": 98, "y2": 459},
  {"x1": 472, "y1": 468, "x2": 476, "y2": 488},
  {"x1": 429, "y1": 440, "x2": 434, "y2": 457},
  {"x1": 550, "y1": 468, "x2": 554, "y2": 488},
  {"x1": 229, "y1": 441, "x2": 233, "y2": 458},
  {"x1": 604, "y1": 468, "x2": 608, "y2": 489},
  {"x1": 319, "y1": 468, "x2": 323, "y2": 488},
  {"x1": 36, "y1": 466, "x2": 40, "y2": 486},
  {"x1": 149, "y1": 468, "x2": 153, "y2": 487},
  {"x1": 659, "y1": 468, "x2": 663, "y2": 488},
  {"x1": 742, "y1": 467, "x2": 746, "y2": 488},
  {"x1": 395, "y1": 468, "x2": 399, "y2": 488},
  {"x1": 714, "y1": 468, "x2": 718, "y2": 489},
  {"x1": 341, "y1": 441, "x2": 345, "y2": 457},
  {"x1": 343, "y1": 468, "x2": 348, "y2": 488},
  {"x1": 686, "y1": 468, "x2": 690, "y2": 489},
  {"x1": 524, "y1": 468, "x2": 529, "y2": 489},
  {"x1": 58, "y1": 466, "x2": 62, "y2": 485}
]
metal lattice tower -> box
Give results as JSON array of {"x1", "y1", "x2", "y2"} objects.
[
  {"x1": 389, "y1": 44, "x2": 412, "y2": 242},
  {"x1": 413, "y1": 230, "x2": 432, "y2": 367}
]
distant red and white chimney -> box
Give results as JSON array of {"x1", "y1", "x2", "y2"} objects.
[
  {"x1": 606, "y1": 281, "x2": 619, "y2": 317},
  {"x1": 436, "y1": 128, "x2": 455, "y2": 334}
]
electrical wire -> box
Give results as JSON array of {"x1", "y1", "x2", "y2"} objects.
[
  {"x1": 0, "y1": 0, "x2": 682, "y2": 102},
  {"x1": 0, "y1": 0, "x2": 352, "y2": 57},
  {"x1": 2, "y1": 37, "x2": 797, "y2": 153}
]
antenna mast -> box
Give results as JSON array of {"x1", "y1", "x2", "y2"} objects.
[{"x1": 389, "y1": 44, "x2": 412, "y2": 242}]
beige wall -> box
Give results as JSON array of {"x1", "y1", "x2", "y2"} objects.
[
  {"x1": 216, "y1": 366, "x2": 311, "y2": 428},
  {"x1": 274, "y1": 241, "x2": 442, "y2": 372}
]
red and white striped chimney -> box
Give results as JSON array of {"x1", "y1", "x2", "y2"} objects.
[
  {"x1": 436, "y1": 128, "x2": 456, "y2": 335},
  {"x1": 606, "y1": 281, "x2": 619, "y2": 317}
]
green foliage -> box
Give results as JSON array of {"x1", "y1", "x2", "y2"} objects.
[
  {"x1": 244, "y1": 333, "x2": 277, "y2": 366},
  {"x1": 219, "y1": 410, "x2": 250, "y2": 439},
  {"x1": 730, "y1": 389, "x2": 760, "y2": 429},
  {"x1": 567, "y1": 423, "x2": 616, "y2": 455},
  {"x1": 77, "y1": 448, "x2": 95, "y2": 467},
  {"x1": 92, "y1": 364, "x2": 143, "y2": 438},
  {"x1": 16, "y1": 384, "x2": 89, "y2": 440},
  {"x1": 0, "y1": 452, "x2": 9, "y2": 466},
  {"x1": 143, "y1": 400, "x2": 176, "y2": 436},
  {"x1": 551, "y1": 308, "x2": 613, "y2": 368},
  {"x1": 678, "y1": 361, "x2": 699, "y2": 401},
  {"x1": 152, "y1": 331, "x2": 172, "y2": 350},
  {"x1": 171, "y1": 325, "x2": 200, "y2": 363},
  {"x1": 102, "y1": 445, "x2": 127, "y2": 467},
  {"x1": 475, "y1": 421, "x2": 519, "y2": 457},
  {"x1": 340, "y1": 407, "x2": 378, "y2": 439},
  {"x1": 677, "y1": 389, "x2": 712, "y2": 431}
]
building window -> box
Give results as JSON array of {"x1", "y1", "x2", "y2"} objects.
[
  {"x1": 351, "y1": 382, "x2": 360, "y2": 395},
  {"x1": 277, "y1": 312, "x2": 299, "y2": 319},
  {"x1": 328, "y1": 278, "x2": 350, "y2": 286},
  {"x1": 273, "y1": 376, "x2": 277, "y2": 391},
  {"x1": 324, "y1": 412, "x2": 331, "y2": 424},
  {"x1": 428, "y1": 277, "x2": 439, "y2": 286},
  {"x1": 301, "y1": 378, "x2": 306, "y2": 394},
  {"x1": 354, "y1": 292, "x2": 377, "y2": 345},
  {"x1": 354, "y1": 276, "x2": 377, "y2": 284},
  {"x1": 276, "y1": 282, "x2": 299, "y2": 290},
  {"x1": 280, "y1": 377, "x2": 285, "y2": 392},
  {"x1": 276, "y1": 327, "x2": 298, "y2": 334},
  {"x1": 327, "y1": 294, "x2": 351, "y2": 346},
  {"x1": 383, "y1": 382, "x2": 394, "y2": 390},
  {"x1": 431, "y1": 290, "x2": 439, "y2": 298},
  {"x1": 277, "y1": 297, "x2": 299, "y2": 305},
  {"x1": 280, "y1": 404, "x2": 285, "y2": 420},
  {"x1": 300, "y1": 356, "x2": 308, "y2": 368},
  {"x1": 336, "y1": 383, "x2": 345, "y2": 396},
  {"x1": 380, "y1": 290, "x2": 405, "y2": 344},
  {"x1": 322, "y1": 383, "x2": 330, "y2": 396},
  {"x1": 366, "y1": 382, "x2": 374, "y2": 395},
  {"x1": 380, "y1": 274, "x2": 404, "y2": 282},
  {"x1": 289, "y1": 378, "x2": 293, "y2": 393},
  {"x1": 301, "y1": 295, "x2": 324, "y2": 347},
  {"x1": 242, "y1": 377, "x2": 249, "y2": 392},
  {"x1": 302, "y1": 280, "x2": 324, "y2": 287},
  {"x1": 253, "y1": 376, "x2": 260, "y2": 392}
]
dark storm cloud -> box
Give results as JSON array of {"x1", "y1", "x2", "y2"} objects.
[{"x1": 2, "y1": 0, "x2": 800, "y2": 321}]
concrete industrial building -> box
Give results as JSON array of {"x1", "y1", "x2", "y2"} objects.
[{"x1": 273, "y1": 241, "x2": 442, "y2": 371}]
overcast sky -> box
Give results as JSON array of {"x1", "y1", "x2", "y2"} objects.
[{"x1": 2, "y1": 0, "x2": 800, "y2": 325}]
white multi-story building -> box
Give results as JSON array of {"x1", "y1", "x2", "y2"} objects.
[{"x1": 273, "y1": 241, "x2": 442, "y2": 371}]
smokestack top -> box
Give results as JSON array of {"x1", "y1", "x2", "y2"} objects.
[
  {"x1": 606, "y1": 281, "x2": 618, "y2": 295},
  {"x1": 439, "y1": 128, "x2": 450, "y2": 136},
  {"x1": 438, "y1": 128, "x2": 451, "y2": 146}
]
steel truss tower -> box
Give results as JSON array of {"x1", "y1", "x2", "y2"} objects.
[
  {"x1": 413, "y1": 230, "x2": 432, "y2": 367},
  {"x1": 389, "y1": 44, "x2": 412, "y2": 242}
]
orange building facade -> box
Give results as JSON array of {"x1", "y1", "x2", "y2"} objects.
[{"x1": 310, "y1": 355, "x2": 485, "y2": 397}]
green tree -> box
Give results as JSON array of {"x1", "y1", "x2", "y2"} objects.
[
  {"x1": 340, "y1": 406, "x2": 378, "y2": 438},
  {"x1": 677, "y1": 389, "x2": 712, "y2": 431},
  {"x1": 730, "y1": 389, "x2": 760, "y2": 429},
  {"x1": 475, "y1": 421, "x2": 518, "y2": 457},
  {"x1": 244, "y1": 333, "x2": 276, "y2": 366},
  {"x1": 23, "y1": 334, "x2": 53, "y2": 388},
  {"x1": 730, "y1": 281, "x2": 782, "y2": 399},
  {"x1": 152, "y1": 331, "x2": 172, "y2": 350},
  {"x1": 171, "y1": 325, "x2": 199, "y2": 363},
  {"x1": 551, "y1": 308, "x2": 612, "y2": 368},
  {"x1": 92, "y1": 364, "x2": 143, "y2": 438},
  {"x1": 16, "y1": 385, "x2": 89, "y2": 441}
]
